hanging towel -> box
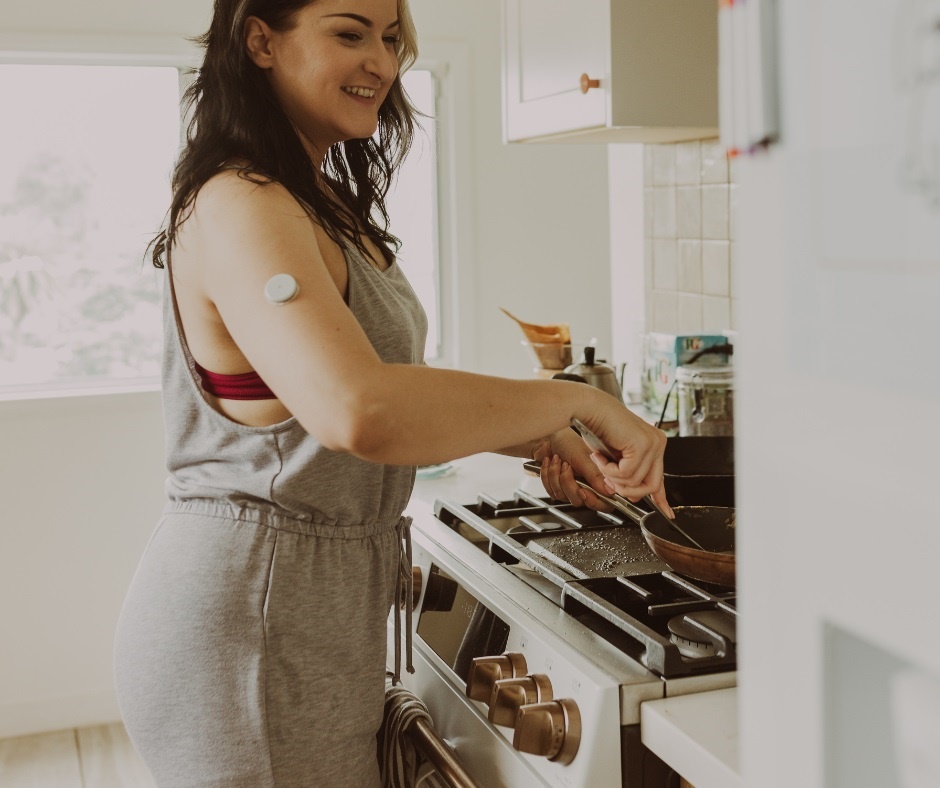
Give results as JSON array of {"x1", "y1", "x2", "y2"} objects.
[{"x1": 380, "y1": 674, "x2": 448, "y2": 788}]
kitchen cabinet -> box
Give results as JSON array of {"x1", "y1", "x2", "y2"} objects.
[{"x1": 502, "y1": 0, "x2": 719, "y2": 143}]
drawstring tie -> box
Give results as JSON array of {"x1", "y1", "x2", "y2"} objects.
[{"x1": 392, "y1": 515, "x2": 415, "y2": 685}]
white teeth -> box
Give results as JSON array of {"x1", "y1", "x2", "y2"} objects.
[{"x1": 343, "y1": 86, "x2": 376, "y2": 98}]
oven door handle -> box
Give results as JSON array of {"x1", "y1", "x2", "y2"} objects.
[{"x1": 407, "y1": 716, "x2": 483, "y2": 788}]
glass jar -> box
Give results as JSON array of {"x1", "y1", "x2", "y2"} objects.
[{"x1": 676, "y1": 364, "x2": 734, "y2": 436}]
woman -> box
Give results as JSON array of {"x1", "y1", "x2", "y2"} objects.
[{"x1": 114, "y1": 0, "x2": 672, "y2": 785}]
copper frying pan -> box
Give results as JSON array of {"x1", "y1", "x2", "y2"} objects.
[{"x1": 522, "y1": 460, "x2": 736, "y2": 587}]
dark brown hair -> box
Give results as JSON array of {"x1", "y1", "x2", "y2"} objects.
[{"x1": 149, "y1": 0, "x2": 419, "y2": 268}]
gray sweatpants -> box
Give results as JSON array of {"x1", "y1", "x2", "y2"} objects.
[{"x1": 114, "y1": 501, "x2": 400, "y2": 787}]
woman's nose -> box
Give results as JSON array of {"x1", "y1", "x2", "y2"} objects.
[{"x1": 365, "y1": 41, "x2": 398, "y2": 83}]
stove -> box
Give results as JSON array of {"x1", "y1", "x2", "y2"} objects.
[{"x1": 389, "y1": 473, "x2": 737, "y2": 788}]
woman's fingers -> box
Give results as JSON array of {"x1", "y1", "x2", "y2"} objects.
[
  {"x1": 540, "y1": 454, "x2": 613, "y2": 511},
  {"x1": 647, "y1": 480, "x2": 674, "y2": 519},
  {"x1": 540, "y1": 455, "x2": 569, "y2": 504},
  {"x1": 592, "y1": 436, "x2": 668, "y2": 504}
]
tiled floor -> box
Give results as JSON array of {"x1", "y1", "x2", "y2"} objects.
[{"x1": 0, "y1": 723, "x2": 155, "y2": 787}]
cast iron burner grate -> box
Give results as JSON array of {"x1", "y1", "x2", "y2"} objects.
[
  {"x1": 561, "y1": 572, "x2": 736, "y2": 677},
  {"x1": 433, "y1": 493, "x2": 737, "y2": 678}
]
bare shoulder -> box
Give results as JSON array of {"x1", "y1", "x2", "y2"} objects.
[
  {"x1": 192, "y1": 168, "x2": 309, "y2": 228},
  {"x1": 181, "y1": 169, "x2": 323, "y2": 281}
]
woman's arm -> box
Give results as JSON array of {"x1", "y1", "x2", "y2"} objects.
[{"x1": 183, "y1": 174, "x2": 668, "y2": 506}]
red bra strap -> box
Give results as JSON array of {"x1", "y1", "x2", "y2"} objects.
[{"x1": 193, "y1": 361, "x2": 277, "y2": 401}]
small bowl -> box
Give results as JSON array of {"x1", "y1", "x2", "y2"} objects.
[{"x1": 522, "y1": 340, "x2": 587, "y2": 371}]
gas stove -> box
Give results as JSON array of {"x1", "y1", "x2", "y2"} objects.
[
  {"x1": 389, "y1": 465, "x2": 737, "y2": 788},
  {"x1": 434, "y1": 488, "x2": 738, "y2": 679}
]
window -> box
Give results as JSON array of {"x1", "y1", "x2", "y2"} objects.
[
  {"x1": 389, "y1": 69, "x2": 441, "y2": 360},
  {"x1": 0, "y1": 62, "x2": 445, "y2": 395},
  {"x1": 0, "y1": 63, "x2": 180, "y2": 394}
]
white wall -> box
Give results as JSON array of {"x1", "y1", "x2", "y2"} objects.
[
  {"x1": 0, "y1": 392, "x2": 166, "y2": 738},
  {"x1": 410, "y1": 0, "x2": 612, "y2": 377},
  {"x1": 0, "y1": 0, "x2": 612, "y2": 737}
]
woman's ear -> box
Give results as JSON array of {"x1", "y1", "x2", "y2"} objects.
[{"x1": 244, "y1": 16, "x2": 276, "y2": 69}]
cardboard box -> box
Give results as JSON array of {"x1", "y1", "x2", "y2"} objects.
[{"x1": 644, "y1": 333, "x2": 730, "y2": 423}]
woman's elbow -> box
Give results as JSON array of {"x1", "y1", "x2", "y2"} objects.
[{"x1": 303, "y1": 394, "x2": 395, "y2": 460}]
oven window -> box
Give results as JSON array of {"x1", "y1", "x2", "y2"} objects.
[{"x1": 416, "y1": 564, "x2": 509, "y2": 682}]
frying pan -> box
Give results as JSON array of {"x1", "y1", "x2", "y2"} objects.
[
  {"x1": 523, "y1": 460, "x2": 736, "y2": 587},
  {"x1": 663, "y1": 436, "x2": 735, "y2": 507},
  {"x1": 622, "y1": 500, "x2": 735, "y2": 587}
]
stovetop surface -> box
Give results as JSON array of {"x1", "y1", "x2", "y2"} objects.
[{"x1": 432, "y1": 490, "x2": 737, "y2": 679}]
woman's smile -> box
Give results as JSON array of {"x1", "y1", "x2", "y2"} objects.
[{"x1": 342, "y1": 85, "x2": 379, "y2": 101}]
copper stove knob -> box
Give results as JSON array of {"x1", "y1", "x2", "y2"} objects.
[
  {"x1": 579, "y1": 73, "x2": 600, "y2": 94},
  {"x1": 513, "y1": 698, "x2": 581, "y2": 765},
  {"x1": 488, "y1": 674, "x2": 553, "y2": 727},
  {"x1": 465, "y1": 653, "x2": 528, "y2": 703}
]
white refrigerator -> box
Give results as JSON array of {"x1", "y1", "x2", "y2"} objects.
[{"x1": 733, "y1": 1, "x2": 940, "y2": 786}]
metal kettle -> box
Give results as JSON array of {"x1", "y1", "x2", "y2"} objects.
[{"x1": 555, "y1": 346, "x2": 623, "y2": 402}]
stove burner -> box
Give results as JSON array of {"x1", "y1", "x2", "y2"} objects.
[{"x1": 667, "y1": 611, "x2": 736, "y2": 659}]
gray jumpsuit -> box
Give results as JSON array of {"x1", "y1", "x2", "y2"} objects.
[{"x1": 114, "y1": 240, "x2": 427, "y2": 788}]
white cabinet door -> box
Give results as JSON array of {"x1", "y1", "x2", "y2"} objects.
[
  {"x1": 502, "y1": 0, "x2": 719, "y2": 144},
  {"x1": 503, "y1": 0, "x2": 610, "y2": 141}
]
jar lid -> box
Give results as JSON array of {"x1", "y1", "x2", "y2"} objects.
[{"x1": 676, "y1": 363, "x2": 734, "y2": 383}]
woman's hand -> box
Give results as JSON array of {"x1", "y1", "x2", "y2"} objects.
[
  {"x1": 531, "y1": 428, "x2": 616, "y2": 513},
  {"x1": 583, "y1": 408, "x2": 674, "y2": 517}
]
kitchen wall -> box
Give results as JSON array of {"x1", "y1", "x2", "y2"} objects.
[
  {"x1": 643, "y1": 140, "x2": 738, "y2": 336},
  {"x1": 0, "y1": 0, "x2": 612, "y2": 738}
]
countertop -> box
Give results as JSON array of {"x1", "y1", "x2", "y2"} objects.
[
  {"x1": 405, "y1": 453, "x2": 741, "y2": 788},
  {"x1": 642, "y1": 688, "x2": 741, "y2": 788}
]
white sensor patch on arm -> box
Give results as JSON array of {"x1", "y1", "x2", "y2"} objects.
[{"x1": 264, "y1": 274, "x2": 300, "y2": 305}]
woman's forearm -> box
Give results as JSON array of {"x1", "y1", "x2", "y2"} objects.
[{"x1": 320, "y1": 364, "x2": 611, "y2": 466}]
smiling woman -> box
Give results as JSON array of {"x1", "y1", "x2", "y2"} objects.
[{"x1": 111, "y1": 1, "x2": 671, "y2": 787}]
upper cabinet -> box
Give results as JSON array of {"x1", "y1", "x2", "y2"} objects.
[{"x1": 502, "y1": 0, "x2": 719, "y2": 144}]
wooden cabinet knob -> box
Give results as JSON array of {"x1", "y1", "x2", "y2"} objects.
[{"x1": 579, "y1": 73, "x2": 600, "y2": 94}]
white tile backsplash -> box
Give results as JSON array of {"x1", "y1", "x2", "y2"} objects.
[
  {"x1": 678, "y1": 240, "x2": 702, "y2": 293},
  {"x1": 701, "y1": 185, "x2": 730, "y2": 240},
  {"x1": 701, "y1": 140, "x2": 729, "y2": 184},
  {"x1": 676, "y1": 141, "x2": 702, "y2": 186},
  {"x1": 730, "y1": 241, "x2": 740, "y2": 299},
  {"x1": 652, "y1": 144, "x2": 677, "y2": 187},
  {"x1": 676, "y1": 186, "x2": 702, "y2": 238},
  {"x1": 677, "y1": 293, "x2": 704, "y2": 333},
  {"x1": 729, "y1": 183, "x2": 740, "y2": 241},
  {"x1": 641, "y1": 142, "x2": 735, "y2": 336},
  {"x1": 702, "y1": 240, "x2": 730, "y2": 296},
  {"x1": 651, "y1": 290, "x2": 678, "y2": 332},
  {"x1": 653, "y1": 239, "x2": 678, "y2": 290},
  {"x1": 652, "y1": 187, "x2": 677, "y2": 237}
]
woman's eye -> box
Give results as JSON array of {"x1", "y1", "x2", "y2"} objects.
[
  {"x1": 383, "y1": 35, "x2": 401, "y2": 46},
  {"x1": 338, "y1": 32, "x2": 362, "y2": 42}
]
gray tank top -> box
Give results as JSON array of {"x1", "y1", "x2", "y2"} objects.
[{"x1": 161, "y1": 241, "x2": 428, "y2": 527}]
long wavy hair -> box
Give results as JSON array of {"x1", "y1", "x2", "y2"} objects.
[{"x1": 149, "y1": 0, "x2": 419, "y2": 269}]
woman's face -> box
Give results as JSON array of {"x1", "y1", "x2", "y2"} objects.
[{"x1": 249, "y1": 0, "x2": 401, "y2": 161}]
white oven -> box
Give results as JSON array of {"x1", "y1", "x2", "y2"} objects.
[{"x1": 386, "y1": 470, "x2": 737, "y2": 787}]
